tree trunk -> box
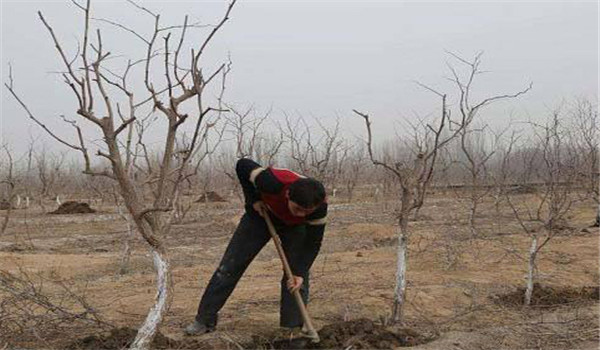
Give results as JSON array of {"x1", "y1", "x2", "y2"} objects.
[
  {"x1": 524, "y1": 235, "x2": 538, "y2": 306},
  {"x1": 0, "y1": 205, "x2": 11, "y2": 235},
  {"x1": 468, "y1": 199, "x2": 477, "y2": 236},
  {"x1": 120, "y1": 218, "x2": 133, "y2": 275},
  {"x1": 105, "y1": 127, "x2": 172, "y2": 348},
  {"x1": 130, "y1": 248, "x2": 171, "y2": 350},
  {"x1": 391, "y1": 225, "x2": 408, "y2": 323},
  {"x1": 116, "y1": 204, "x2": 133, "y2": 275},
  {"x1": 392, "y1": 187, "x2": 411, "y2": 324}
]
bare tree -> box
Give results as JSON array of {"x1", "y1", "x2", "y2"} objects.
[
  {"x1": 0, "y1": 145, "x2": 16, "y2": 235},
  {"x1": 35, "y1": 150, "x2": 67, "y2": 202},
  {"x1": 5, "y1": 0, "x2": 237, "y2": 348},
  {"x1": 569, "y1": 98, "x2": 598, "y2": 226},
  {"x1": 342, "y1": 143, "x2": 368, "y2": 202},
  {"x1": 354, "y1": 52, "x2": 531, "y2": 323},
  {"x1": 224, "y1": 104, "x2": 281, "y2": 162},
  {"x1": 280, "y1": 115, "x2": 346, "y2": 190},
  {"x1": 216, "y1": 104, "x2": 283, "y2": 199},
  {"x1": 489, "y1": 129, "x2": 520, "y2": 213},
  {"x1": 456, "y1": 124, "x2": 507, "y2": 235},
  {"x1": 506, "y1": 110, "x2": 578, "y2": 305}
]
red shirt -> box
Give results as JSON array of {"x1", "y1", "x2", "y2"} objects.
[{"x1": 261, "y1": 167, "x2": 306, "y2": 226}]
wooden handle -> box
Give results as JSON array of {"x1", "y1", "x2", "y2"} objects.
[{"x1": 260, "y1": 208, "x2": 320, "y2": 343}]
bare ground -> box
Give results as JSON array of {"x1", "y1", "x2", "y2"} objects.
[{"x1": 0, "y1": 190, "x2": 598, "y2": 349}]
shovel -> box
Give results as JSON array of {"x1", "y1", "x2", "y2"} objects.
[{"x1": 259, "y1": 207, "x2": 321, "y2": 343}]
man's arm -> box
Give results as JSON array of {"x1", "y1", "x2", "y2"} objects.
[
  {"x1": 236, "y1": 158, "x2": 284, "y2": 212},
  {"x1": 235, "y1": 158, "x2": 263, "y2": 207}
]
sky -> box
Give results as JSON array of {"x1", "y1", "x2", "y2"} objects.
[{"x1": 0, "y1": 0, "x2": 598, "y2": 155}]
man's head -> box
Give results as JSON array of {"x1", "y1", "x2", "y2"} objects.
[{"x1": 286, "y1": 178, "x2": 326, "y2": 217}]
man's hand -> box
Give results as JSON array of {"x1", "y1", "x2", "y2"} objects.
[
  {"x1": 253, "y1": 201, "x2": 266, "y2": 217},
  {"x1": 287, "y1": 275, "x2": 304, "y2": 293}
]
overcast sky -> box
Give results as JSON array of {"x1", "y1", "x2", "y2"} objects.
[{"x1": 1, "y1": 0, "x2": 598, "y2": 155}]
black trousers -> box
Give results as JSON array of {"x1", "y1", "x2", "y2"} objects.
[{"x1": 195, "y1": 212, "x2": 309, "y2": 328}]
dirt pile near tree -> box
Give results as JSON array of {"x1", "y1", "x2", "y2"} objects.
[
  {"x1": 250, "y1": 318, "x2": 427, "y2": 349},
  {"x1": 67, "y1": 319, "x2": 429, "y2": 350},
  {"x1": 0, "y1": 199, "x2": 13, "y2": 210},
  {"x1": 492, "y1": 284, "x2": 599, "y2": 307},
  {"x1": 195, "y1": 191, "x2": 227, "y2": 203},
  {"x1": 49, "y1": 201, "x2": 96, "y2": 214},
  {"x1": 315, "y1": 318, "x2": 424, "y2": 349}
]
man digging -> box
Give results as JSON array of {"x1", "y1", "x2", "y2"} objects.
[{"x1": 185, "y1": 158, "x2": 328, "y2": 338}]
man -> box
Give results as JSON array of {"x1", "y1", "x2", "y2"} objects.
[{"x1": 185, "y1": 158, "x2": 327, "y2": 336}]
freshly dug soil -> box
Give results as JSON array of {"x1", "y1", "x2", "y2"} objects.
[
  {"x1": 196, "y1": 191, "x2": 227, "y2": 203},
  {"x1": 0, "y1": 242, "x2": 33, "y2": 252},
  {"x1": 50, "y1": 201, "x2": 96, "y2": 214},
  {"x1": 315, "y1": 318, "x2": 423, "y2": 349},
  {"x1": 250, "y1": 318, "x2": 426, "y2": 349},
  {"x1": 493, "y1": 284, "x2": 599, "y2": 307},
  {"x1": 68, "y1": 319, "x2": 427, "y2": 350},
  {"x1": 506, "y1": 185, "x2": 537, "y2": 194},
  {"x1": 0, "y1": 199, "x2": 13, "y2": 210}
]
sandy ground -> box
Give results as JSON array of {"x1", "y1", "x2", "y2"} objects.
[{"x1": 0, "y1": 189, "x2": 598, "y2": 349}]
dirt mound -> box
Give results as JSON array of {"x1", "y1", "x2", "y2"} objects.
[
  {"x1": 506, "y1": 185, "x2": 537, "y2": 194},
  {"x1": 195, "y1": 191, "x2": 227, "y2": 203},
  {"x1": 0, "y1": 243, "x2": 33, "y2": 252},
  {"x1": 50, "y1": 201, "x2": 96, "y2": 214},
  {"x1": 248, "y1": 319, "x2": 426, "y2": 349},
  {"x1": 316, "y1": 319, "x2": 423, "y2": 349},
  {"x1": 0, "y1": 199, "x2": 13, "y2": 210},
  {"x1": 492, "y1": 284, "x2": 599, "y2": 307}
]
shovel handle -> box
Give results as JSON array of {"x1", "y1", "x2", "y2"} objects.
[{"x1": 260, "y1": 207, "x2": 320, "y2": 343}]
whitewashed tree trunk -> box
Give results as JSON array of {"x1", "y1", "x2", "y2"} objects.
[
  {"x1": 468, "y1": 202, "x2": 477, "y2": 236},
  {"x1": 25, "y1": 196, "x2": 30, "y2": 208},
  {"x1": 524, "y1": 235, "x2": 538, "y2": 306},
  {"x1": 392, "y1": 223, "x2": 408, "y2": 323},
  {"x1": 130, "y1": 248, "x2": 170, "y2": 350},
  {"x1": 16, "y1": 195, "x2": 21, "y2": 208}
]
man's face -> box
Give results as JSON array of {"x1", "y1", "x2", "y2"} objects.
[
  {"x1": 286, "y1": 190, "x2": 318, "y2": 217},
  {"x1": 288, "y1": 200, "x2": 318, "y2": 217}
]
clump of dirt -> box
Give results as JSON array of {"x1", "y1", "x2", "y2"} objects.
[
  {"x1": 316, "y1": 319, "x2": 423, "y2": 349},
  {"x1": 248, "y1": 319, "x2": 427, "y2": 349},
  {"x1": 506, "y1": 185, "x2": 537, "y2": 194},
  {"x1": 0, "y1": 242, "x2": 34, "y2": 252},
  {"x1": 49, "y1": 201, "x2": 96, "y2": 214},
  {"x1": 373, "y1": 237, "x2": 398, "y2": 247},
  {"x1": 492, "y1": 284, "x2": 599, "y2": 308},
  {"x1": 195, "y1": 191, "x2": 227, "y2": 203},
  {"x1": 0, "y1": 199, "x2": 13, "y2": 210}
]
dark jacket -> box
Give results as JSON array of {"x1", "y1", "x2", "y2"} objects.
[{"x1": 236, "y1": 158, "x2": 327, "y2": 276}]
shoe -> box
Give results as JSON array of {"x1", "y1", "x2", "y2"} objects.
[{"x1": 184, "y1": 320, "x2": 215, "y2": 336}]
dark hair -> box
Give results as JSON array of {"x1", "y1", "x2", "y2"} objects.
[{"x1": 288, "y1": 178, "x2": 326, "y2": 208}]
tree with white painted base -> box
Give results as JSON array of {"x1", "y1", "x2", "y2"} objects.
[
  {"x1": 505, "y1": 110, "x2": 578, "y2": 306},
  {"x1": 355, "y1": 53, "x2": 531, "y2": 323},
  {"x1": 5, "y1": 0, "x2": 236, "y2": 348}
]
